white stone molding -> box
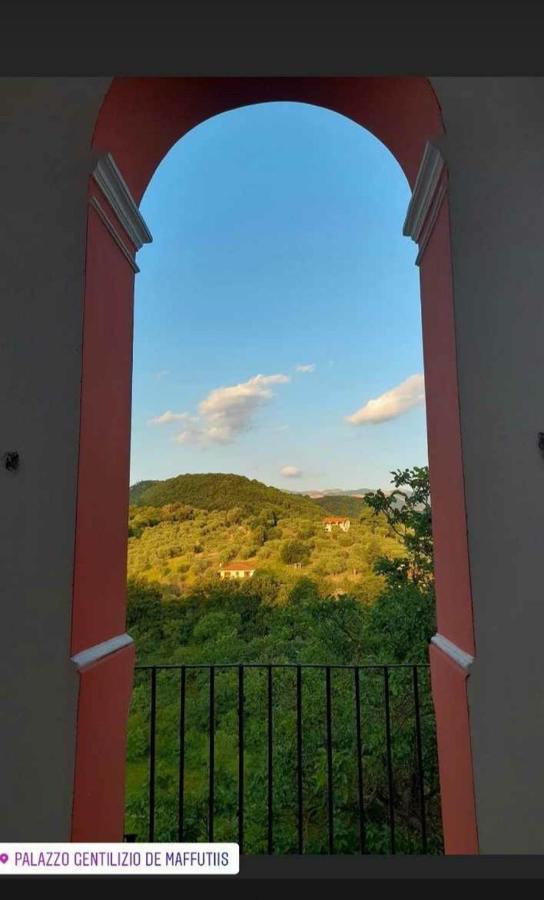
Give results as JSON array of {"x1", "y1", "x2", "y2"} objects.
[
  {"x1": 431, "y1": 633, "x2": 474, "y2": 672},
  {"x1": 71, "y1": 633, "x2": 134, "y2": 670},
  {"x1": 92, "y1": 152, "x2": 152, "y2": 251},
  {"x1": 89, "y1": 195, "x2": 140, "y2": 272},
  {"x1": 403, "y1": 142, "x2": 446, "y2": 264}
]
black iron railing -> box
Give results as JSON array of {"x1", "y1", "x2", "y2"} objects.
[{"x1": 125, "y1": 663, "x2": 442, "y2": 855}]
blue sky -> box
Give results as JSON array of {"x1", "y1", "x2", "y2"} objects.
[{"x1": 130, "y1": 101, "x2": 427, "y2": 491}]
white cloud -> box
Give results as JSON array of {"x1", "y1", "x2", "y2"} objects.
[
  {"x1": 174, "y1": 373, "x2": 290, "y2": 446},
  {"x1": 346, "y1": 374, "x2": 425, "y2": 426},
  {"x1": 280, "y1": 465, "x2": 302, "y2": 478},
  {"x1": 148, "y1": 410, "x2": 189, "y2": 426},
  {"x1": 174, "y1": 422, "x2": 204, "y2": 445},
  {"x1": 295, "y1": 363, "x2": 316, "y2": 374}
]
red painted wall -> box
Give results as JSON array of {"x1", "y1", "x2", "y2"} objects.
[
  {"x1": 71, "y1": 190, "x2": 136, "y2": 656},
  {"x1": 71, "y1": 644, "x2": 135, "y2": 841},
  {"x1": 419, "y1": 197, "x2": 475, "y2": 657},
  {"x1": 418, "y1": 188, "x2": 477, "y2": 849},
  {"x1": 92, "y1": 77, "x2": 444, "y2": 201},
  {"x1": 430, "y1": 644, "x2": 478, "y2": 853}
]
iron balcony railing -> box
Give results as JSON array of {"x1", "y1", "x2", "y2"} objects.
[{"x1": 125, "y1": 663, "x2": 442, "y2": 855}]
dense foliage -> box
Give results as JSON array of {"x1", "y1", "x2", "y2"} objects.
[
  {"x1": 124, "y1": 469, "x2": 442, "y2": 854},
  {"x1": 127, "y1": 475, "x2": 400, "y2": 602},
  {"x1": 313, "y1": 494, "x2": 369, "y2": 518},
  {"x1": 130, "y1": 472, "x2": 321, "y2": 517},
  {"x1": 364, "y1": 466, "x2": 433, "y2": 589}
]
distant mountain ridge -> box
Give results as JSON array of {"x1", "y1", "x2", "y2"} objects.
[
  {"x1": 130, "y1": 475, "x2": 407, "y2": 515},
  {"x1": 312, "y1": 494, "x2": 369, "y2": 518},
  {"x1": 296, "y1": 488, "x2": 373, "y2": 499}
]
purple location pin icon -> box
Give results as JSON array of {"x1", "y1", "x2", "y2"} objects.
[{"x1": 0, "y1": 854, "x2": 8, "y2": 864}]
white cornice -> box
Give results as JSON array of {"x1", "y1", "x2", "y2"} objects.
[
  {"x1": 431, "y1": 633, "x2": 474, "y2": 672},
  {"x1": 71, "y1": 633, "x2": 134, "y2": 670},
  {"x1": 92, "y1": 153, "x2": 152, "y2": 251},
  {"x1": 89, "y1": 196, "x2": 140, "y2": 273},
  {"x1": 403, "y1": 142, "x2": 446, "y2": 263}
]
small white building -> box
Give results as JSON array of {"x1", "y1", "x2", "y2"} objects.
[
  {"x1": 323, "y1": 517, "x2": 351, "y2": 533},
  {"x1": 219, "y1": 561, "x2": 256, "y2": 580}
]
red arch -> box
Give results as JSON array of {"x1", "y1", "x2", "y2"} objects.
[
  {"x1": 72, "y1": 77, "x2": 477, "y2": 853},
  {"x1": 92, "y1": 77, "x2": 444, "y2": 201}
]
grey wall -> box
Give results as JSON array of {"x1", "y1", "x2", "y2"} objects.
[
  {"x1": 431, "y1": 77, "x2": 544, "y2": 852},
  {"x1": 0, "y1": 78, "x2": 110, "y2": 838}
]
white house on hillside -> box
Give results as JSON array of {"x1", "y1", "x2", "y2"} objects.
[{"x1": 219, "y1": 561, "x2": 257, "y2": 580}]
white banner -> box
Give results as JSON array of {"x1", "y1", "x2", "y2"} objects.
[{"x1": 0, "y1": 843, "x2": 239, "y2": 876}]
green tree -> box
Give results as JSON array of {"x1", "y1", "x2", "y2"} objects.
[
  {"x1": 280, "y1": 539, "x2": 310, "y2": 565},
  {"x1": 362, "y1": 467, "x2": 435, "y2": 662},
  {"x1": 245, "y1": 569, "x2": 281, "y2": 605},
  {"x1": 363, "y1": 466, "x2": 433, "y2": 589}
]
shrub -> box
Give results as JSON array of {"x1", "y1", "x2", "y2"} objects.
[{"x1": 280, "y1": 540, "x2": 311, "y2": 565}]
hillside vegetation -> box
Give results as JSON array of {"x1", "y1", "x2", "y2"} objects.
[
  {"x1": 313, "y1": 494, "x2": 368, "y2": 518},
  {"x1": 130, "y1": 473, "x2": 321, "y2": 517},
  {"x1": 129, "y1": 480, "x2": 159, "y2": 503},
  {"x1": 125, "y1": 468, "x2": 441, "y2": 853},
  {"x1": 127, "y1": 474, "x2": 402, "y2": 602}
]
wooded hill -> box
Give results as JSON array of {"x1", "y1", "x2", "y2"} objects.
[
  {"x1": 313, "y1": 494, "x2": 368, "y2": 518},
  {"x1": 130, "y1": 473, "x2": 322, "y2": 517},
  {"x1": 128, "y1": 473, "x2": 403, "y2": 603}
]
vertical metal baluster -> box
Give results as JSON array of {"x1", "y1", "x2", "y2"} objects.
[
  {"x1": 140, "y1": 662, "x2": 428, "y2": 856},
  {"x1": 209, "y1": 665, "x2": 215, "y2": 842},
  {"x1": 354, "y1": 666, "x2": 366, "y2": 853},
  {"x1": 296, "y1": 665, "x2": 304, "y2": 854},
  {"x1": 177, "y1": 666, "x2": 186, "y2": 842},
  {"x1": 412, "y1": 666, "x2": 428, "y2": 853},
  {"x1": 325, "y1": 666, "x2": 334, "y2": 854},
  {"x1": 149, "y1": 666, "x2": 157, "y2": 842},
  {"x1": 267, "y1": 664, "x2": 273, "y2": 854},
  {"x1": 238, "y1": 665, "x2": 244, "y2": 854},
  {"x1": 383, "y1": 666, "x2": 395, "y2": 854}
]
